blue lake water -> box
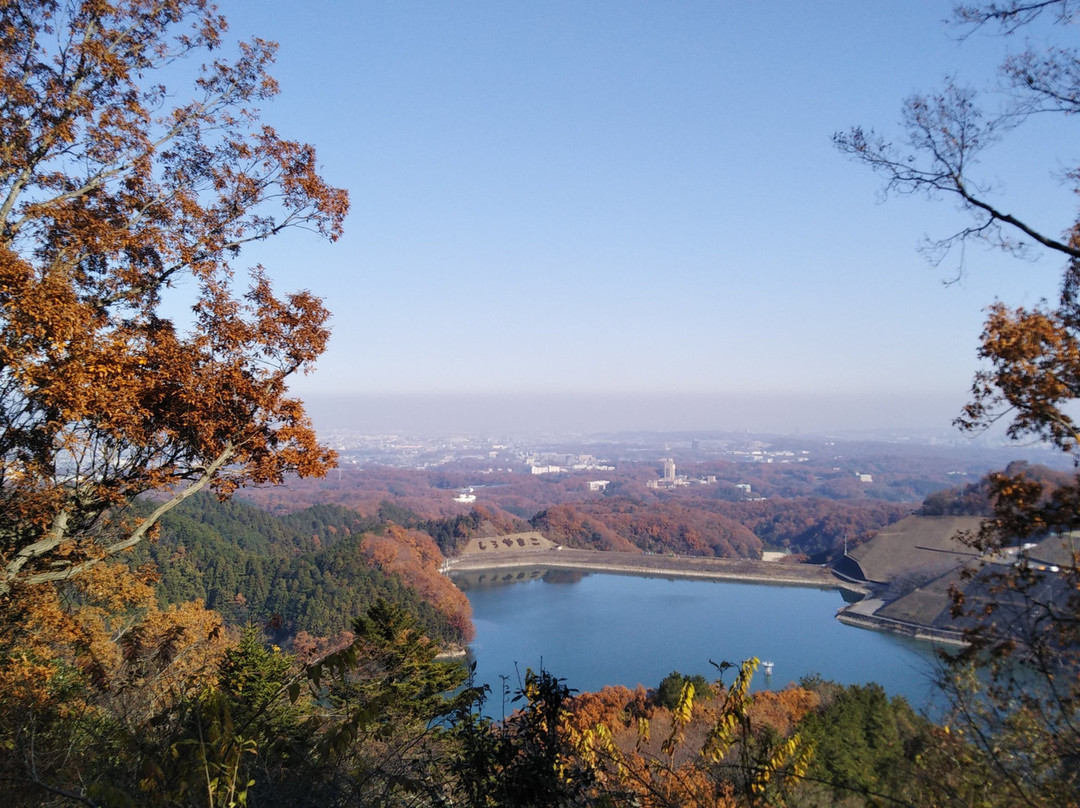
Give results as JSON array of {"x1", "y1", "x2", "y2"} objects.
[{"x1": 453, "y1": 567, "x2": 945, "y2": 713}]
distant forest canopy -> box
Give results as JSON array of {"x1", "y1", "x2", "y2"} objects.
[
  {"x1": 224, "y1": 457, "x2": 1080, "y2": 570},
  {"x1": 237, "y1": 450, "x2": 985, "y2": 519},
  {"x1": 235, "y1": 457, "x2": 943, "y2": 561}
]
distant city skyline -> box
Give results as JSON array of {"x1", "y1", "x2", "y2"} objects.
[{"x1": 211, "y1": 2, "x2": 1073, "y2": 434}]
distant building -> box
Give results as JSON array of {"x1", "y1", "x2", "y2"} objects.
[
  {"x1": 856, "y1": 473, "x2": 873, "y2": 483},
  {"x1": 588, "y1": 480, "x2": 610, "y2": 492},
  {"x1": 453, "y1": 490, "x2": 476, "y2": 503},
  {"x1": 662, "y1": 458, "x2": 676, "y2": 480}
]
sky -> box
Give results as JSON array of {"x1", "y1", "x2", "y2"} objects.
[{"x1": 205, "y1": 2, "x2": 1077, "y2": 435}]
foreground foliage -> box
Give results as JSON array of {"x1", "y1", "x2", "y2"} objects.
[
  {"x1": 0, "y1": 572, "x2": 903, "y2": 808},
  {"x1": 7, "y1": 545, "x2": 1071, "y2": 808}
]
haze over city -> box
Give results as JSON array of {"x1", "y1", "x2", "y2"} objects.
[{"x1": 214, "y1": 1, "x2": 1075, "y2": 435}]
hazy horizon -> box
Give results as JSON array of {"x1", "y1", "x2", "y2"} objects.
[{"x1": 302, "y1": 390, "x2": 977, "y2": 438}]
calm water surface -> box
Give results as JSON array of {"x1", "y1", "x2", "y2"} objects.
[{"x1": 453, "y1": 567, "x2": 943, "y2": 711}]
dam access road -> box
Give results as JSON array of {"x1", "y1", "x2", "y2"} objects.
[{"x1": 444, "y1": 546, "x2": 863, "y2": 593}]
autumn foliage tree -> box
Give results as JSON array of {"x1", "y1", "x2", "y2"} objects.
[
  {"x1": 840, "y1": 2, "x2": 1080, "y2": 805},
  {"x1": 0, "y1": 0, "x2": 347, "y2": 596}
]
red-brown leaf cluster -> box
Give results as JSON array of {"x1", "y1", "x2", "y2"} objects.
[{"x1": 360, "y1": 525, "x2": 474, "y2": 641}]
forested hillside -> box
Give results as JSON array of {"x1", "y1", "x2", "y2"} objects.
[
  {"x1": 530, "y1": 497, "x2": 909, "y2": 560},
  {"x1": 130, "y1": 495, "x2": 470, "y2": 645}
]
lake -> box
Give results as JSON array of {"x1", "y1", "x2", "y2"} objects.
[{"x1": 453, "y1": 566, "x2": 945, "y2": 713}]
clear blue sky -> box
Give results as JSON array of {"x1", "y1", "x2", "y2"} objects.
[{"x1": 215, "y1": 2, "x2": 1075, "y2": 434}]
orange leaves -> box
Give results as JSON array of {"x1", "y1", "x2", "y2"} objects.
[
  {"x1": 0, "y1": 1, "x2": 345, "y2": 591},
  {"x1": 116, "y1": 600, "x2": 229, "y2": 715},
  {"x1": 567, "y1": 685, "x2": 650, "y2": 733},
  {"x1": 960, "y1": 302, "x2": 1080, "y2": 455},
  {"x1": 364, "y1": 535, "x2": 402, "y2": 567},
  {"x1": 747, "y1": 687, "x2": 820, "y2": 736},
  {"x1": 565, "y1": 673, "x2": 814, "y2": 808},
  {"x1": 0, "y1": 561, "x2": 227, "y2": 722},
  {"x1": 360, "y1": 525, "x2": 475, "y2": 641},
  {"x1": 256, "y1": 130, "x2": 349, "y2": 242}
]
